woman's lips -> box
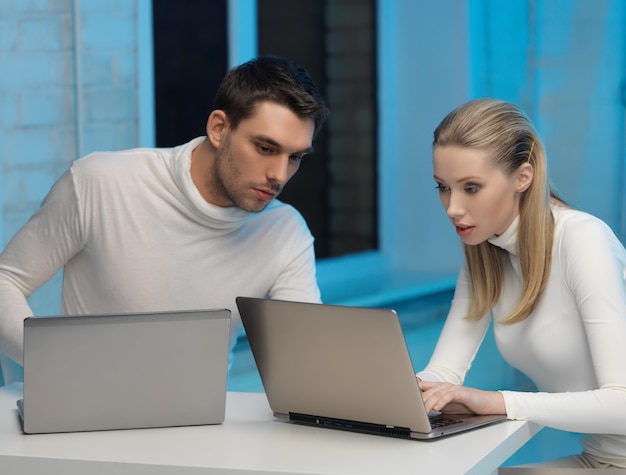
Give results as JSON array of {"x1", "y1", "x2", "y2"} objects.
[{"x1": 455, "y1": 225, "x2": 475, "y2": 237}]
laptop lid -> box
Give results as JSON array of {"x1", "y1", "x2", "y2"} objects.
[
  {"x1": 20, "y1": 309, "x2": 231, "y2": 434},
  {"x1": 236, "y1": 297, "x2": 505, "y2": 440}
]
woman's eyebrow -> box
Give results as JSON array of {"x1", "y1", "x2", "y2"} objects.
[{"x1": 433, "y1": 174, "x2": 483, "y2": 183}]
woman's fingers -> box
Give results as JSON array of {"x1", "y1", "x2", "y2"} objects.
[{"x1": 418, "y1": 381, "x2": 505, "y2": 415}]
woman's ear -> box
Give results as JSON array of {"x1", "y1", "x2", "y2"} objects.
[
  {"x1": 206, "y1": 110, "x2": 228, "y2": 148},
  {"x1": 516, "y1": 162, "x2": 534, "y2": 193}
]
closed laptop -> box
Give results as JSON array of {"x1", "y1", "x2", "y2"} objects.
[{"x1": 18, "y1": 309, "x2": 231, "y2": 434}]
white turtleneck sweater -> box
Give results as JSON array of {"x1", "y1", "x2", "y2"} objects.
[
  {"x1": 418, "y1": 205, "x2": 626, "y2": 467},
  {"x1": 0, "y1": 137, "x2": 320, "y2": 365}
]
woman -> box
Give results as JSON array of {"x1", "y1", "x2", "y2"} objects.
[{"x1": 417, "y1": 98, "x2": 626, "y2": 471}]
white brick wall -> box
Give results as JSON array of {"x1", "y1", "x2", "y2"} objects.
[{"x1": 0, "y1": 0, "x2": 141, "y2": 316}]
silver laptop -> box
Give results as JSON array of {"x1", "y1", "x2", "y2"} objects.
[
  {"x1": 236, "y1": 297, "x2": 505, "y2": 440},
  {"x1": 18, "y1": 309, "x2": 231, "y2": 434}
]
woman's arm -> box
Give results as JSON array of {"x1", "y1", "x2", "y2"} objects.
[{"x1": 416, "y1": 266, "x2": 492, "y2": 384}]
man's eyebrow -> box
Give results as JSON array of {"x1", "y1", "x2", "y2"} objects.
[
  {"x1": 298, "y1": 146, "x2": 315, "y2": 155},
  {"x1": 253, "y1": 135, "x2": 314, "y2": 155}
]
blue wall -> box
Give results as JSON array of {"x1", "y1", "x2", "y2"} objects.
[
  {"x1": 471, "y1": 0, "x2": 626, "y2": 232},
  {"x1": 2, "y1": 0, "x2": 625, "y2": 313},
  {"x1": 1, "y1": 0, "x2": 624, "y2": 464}
]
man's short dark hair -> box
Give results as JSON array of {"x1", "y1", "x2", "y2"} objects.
[{"x1": 213, "y1": 56, "x2": 329, "y2": 137}]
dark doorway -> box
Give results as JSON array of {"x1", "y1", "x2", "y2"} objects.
[
  {"x1": 258, "y1": 0, "x2": 378, "y2": 258},
  {"x1": 152, "y1": 0, "x2": 228, "y2": 147},
  {"x1": 257, "y1": 0, "x2": 331, "y2": 257}
]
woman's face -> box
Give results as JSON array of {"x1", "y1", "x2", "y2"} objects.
[{"x1": 433, "y1": 145, "x2": 532, "y2": 245}]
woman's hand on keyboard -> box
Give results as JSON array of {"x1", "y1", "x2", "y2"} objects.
[{"x1": 418, "y1": 380, "x2": 506, "y2": 415}]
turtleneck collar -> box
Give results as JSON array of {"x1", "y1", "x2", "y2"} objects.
[
  {"x1": 169, "y1": 137, "x2": 269, "y2": 230},
  {"x1": 487, "y1": 215, "x2": 519, "y2": 256}
]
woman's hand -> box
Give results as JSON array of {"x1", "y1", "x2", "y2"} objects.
[{"x1": 418, "y1": 380, "x2": 506, "y2": 415}]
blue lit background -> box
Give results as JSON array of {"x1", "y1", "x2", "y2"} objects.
[{"x1": 1, "y1": 0, "x2": 625, "y2": 466}]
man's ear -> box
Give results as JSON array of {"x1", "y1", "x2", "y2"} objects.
[
  {"x1": 206, "y1": 110, "x2": 228, "y2": 148},
  {"x1": 516, "y1": 162, "x2": 534, "y2": 193}
]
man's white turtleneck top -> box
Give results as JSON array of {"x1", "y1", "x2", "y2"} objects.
[{"x1": 0, "y1": 137, "x2": 320, "y2": 365}]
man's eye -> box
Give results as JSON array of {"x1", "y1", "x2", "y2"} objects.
[
  {"x1": 258, "y1": 145, "x2": 272, "y2": 154},
  {"x1": 290, "y1": 154, "x2": 304, "y2": 162}
]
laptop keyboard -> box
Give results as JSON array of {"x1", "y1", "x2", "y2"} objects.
[{"x1": 429, "y1": 415, "x2": 463, "y2": 428}]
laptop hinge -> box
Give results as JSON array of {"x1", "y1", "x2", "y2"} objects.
[{"x1": 289, "y1": 412, "x2": 412, "y2": 438}]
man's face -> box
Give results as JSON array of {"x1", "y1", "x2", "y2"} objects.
[{"x1": 207, "y1": 101, "x2": 315, "y2": 213}]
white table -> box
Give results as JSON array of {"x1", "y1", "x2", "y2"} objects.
[{"x1": 0, "y1": 383, "x2": 541, "y2": 475}]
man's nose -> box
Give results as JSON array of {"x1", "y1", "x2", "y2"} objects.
[{"x1": 266, "y1": 155, "x2": 291, "y2": 184}]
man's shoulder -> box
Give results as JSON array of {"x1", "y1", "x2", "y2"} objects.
[
  {"x1": 265, "y1": 199, "x2": 304, "y2": 218},
  {"x1": 72, "y1": 146, "x2": 161, "y2": 170},
  {"x1": 255, "y1": 200, "x2": 310, "y2": 231},
  {"x1": 69, "y1": 146, "x2": 174, "y2": 189}
]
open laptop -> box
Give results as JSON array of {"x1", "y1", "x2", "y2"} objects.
[
  {"x1": 236, "y1": 297, "x2": 506, "y2": 440},
  {"x1": 18, "y1": 309, "x2": 231, "y2": 434}
]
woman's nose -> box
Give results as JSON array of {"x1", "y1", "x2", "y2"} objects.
[{"x1": 445, "y1": 192, "x2": 465, "y2": 219}]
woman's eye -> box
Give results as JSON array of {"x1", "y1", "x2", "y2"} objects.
[
  {"x1": 435, "y1": 183, "x2": 449, "y2": 192},
  {"x1": 465, "y1": 184, "x2": 480, "y2": 194}
]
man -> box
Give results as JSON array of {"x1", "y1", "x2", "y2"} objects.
[{"x1": 0, "y1": 56, "x2": 329, "y2": 368}]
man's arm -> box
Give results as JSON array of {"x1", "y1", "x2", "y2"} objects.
[{"x1": 0, "y1": 170, "x2": 83, "y2": 364}]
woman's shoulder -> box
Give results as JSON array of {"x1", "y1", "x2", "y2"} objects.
[
  {"x1": 552, "y1": 204, "x2": 624, "y2": 252},
  {"x1": 553, "y1": 204, "x2": 609, "y2": 229}
]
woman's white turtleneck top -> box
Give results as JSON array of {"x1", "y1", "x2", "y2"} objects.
[{"x1": 418, "y1": 205, "x2": 626, "y2": 467}]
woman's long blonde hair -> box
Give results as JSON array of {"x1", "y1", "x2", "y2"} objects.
[{"x1": 433, "y1": 98, "x2": 559, "y2": 324}]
